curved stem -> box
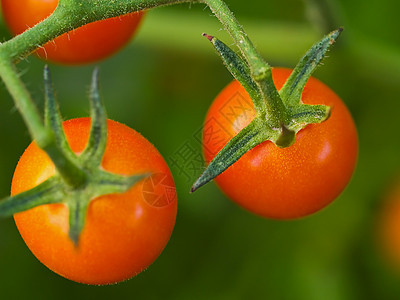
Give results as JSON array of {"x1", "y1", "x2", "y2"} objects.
[
  {"x1": 0, "y1": 0, "x2": 190, "y2": 62},
  {"x1": 0, "y1": 57, "x2": 49, "y2": 144}
]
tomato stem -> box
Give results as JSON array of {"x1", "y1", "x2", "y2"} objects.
[
  {"x1": 202, "y1": 0, "x2": 288, "y2": 129},
  {"x1": 0, "y1": 0, "x2": 190, "y2": 62}
]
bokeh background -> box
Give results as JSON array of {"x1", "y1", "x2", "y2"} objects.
[{"x1": 1, "y1": 0, "x2": 400, "y2": 299}]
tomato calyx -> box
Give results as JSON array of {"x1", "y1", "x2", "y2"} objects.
[
  {"x1": 191, "y1": 28, "x2": 342, "y2": 192},
  {"x1": 0, "y1": 67, "x2": 148, "y2": 245}
]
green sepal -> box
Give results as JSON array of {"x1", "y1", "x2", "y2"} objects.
[
  {"x1": 68, "y1": 171, "x2": 149, "y2": 245},
  {"x1": 191, "y1": 118, "x2": 271, "y2": 192},
  {"x1": 89, "y1": 170, "x2": 150, "y2": 199},
  {"x1": 0, "y1": 177, "x2": 64, "y2": 217},
  {"x1": 288, "y1": 104, "x2": 331, "y2": 132},
  {"x1": 203, "y1": 33, "x2": 265, "y2": 112},
  {"x1": 80, "y1": 68, "x2": 108, "y2": 168},
  {"x1": 280, "y1": 28, "x2": 343, "y2": 107},
  {"x1": 42, "y1": 66, "x2": 87, "y2": 188},
  {"x1": 68, "y1": 194, "x2": 90, "y2": 246},
  {"x1": 44, "y1": 65, "x2": 75, "y2": 159}
]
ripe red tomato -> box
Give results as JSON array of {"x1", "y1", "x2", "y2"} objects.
[
  {"x1": 202, "y1": 67, "x2": 358, "y2": 219},
  {"x1": 11, "y1": 118, "x2": 177, "y2": 285},
  {"x1": 1, "y1": 0, "x2": 144, "y2": 64}
]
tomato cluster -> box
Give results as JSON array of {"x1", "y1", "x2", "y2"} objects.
[{"x1": 0, "y1": 0, "x2": 359, "y2": 286}]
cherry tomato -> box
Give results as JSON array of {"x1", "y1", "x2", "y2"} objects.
[
  {"x1": 11, "y1": 118, "x2": 177, "y2": 285},
  {"x1": 202, "y1": 68, "x2": 358, "y2": 219},
  {"x1": 1, "y1": 0, "x2": 144, "y2": 64},
  {"x1": 379, "y1": 178, "x2": 400, "y2": 271}
]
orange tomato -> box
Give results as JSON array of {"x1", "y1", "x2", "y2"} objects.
[
  {"x1": 1, "y1": 0, "x2": 144, "y2": 64},
  {"x1": 202, "y1": 68, "x2": 358, "y2": 219},
  {"x1": 11, "y1": 118, "x2": 177, "y2": 284},
  {"x1": 379, "y1": 178, "x2": 400, "y2": 271}
]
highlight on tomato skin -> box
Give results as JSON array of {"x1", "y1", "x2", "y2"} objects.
[
  {"x1": 11, "y1": 118, "x2": 177, "y2": 285},
  {"x1": 0, "y1": 0, "x2": 145, "y2": 64},
  {"x1": 202, "y1": 67, "x2": 358, "y2": 220}
]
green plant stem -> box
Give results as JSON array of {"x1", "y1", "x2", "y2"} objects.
[
  {"x1": 0, "y1": 56, "x2": 86, "y2": 188},
  {"x1": 0, "y1": 0, "x2": 189, "y2": 62},
  {"x1": 201, "y1": 0, "x2": 265, "y2": 75},
  {"x1": 201, "y1": 0, "x2": 286, "y2": 128},
  {"x1": 0, "y1": 58, "x2": 47, "y2": 144}
]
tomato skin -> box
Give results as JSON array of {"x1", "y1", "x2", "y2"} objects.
[
  {"x1": 11, "y1": 118, "x2": 177, "y2": 285},
  {"x1": 203, "y1": 68, "x2": 358, "y2": 219},
  {"x1": 1, "y1": 0, "x2": 144, "y2": 64}
]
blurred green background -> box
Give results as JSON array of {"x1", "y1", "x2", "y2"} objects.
[{"x1": 1, "y1": 0, "x2": 400, "y2": 299}]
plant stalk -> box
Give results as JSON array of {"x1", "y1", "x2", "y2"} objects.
[{"x1": 201, "y1": 0, "x2": 287, "y2": 128}]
